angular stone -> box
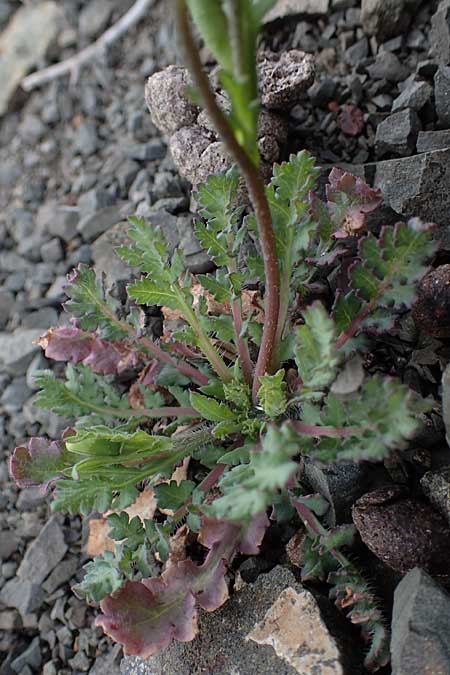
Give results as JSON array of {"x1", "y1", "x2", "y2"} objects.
[
  {"x1": 92, "y1": 221, "x2": 137, "y2": 286},
  {"x1": 120, "y1": 567, "x2": 348, "y2": 675},
  {"x1": 367, "y1": 52, "x2": 409, "y2": 83},
  {"x1": 17, "y1": 516, "x2": 67, "y2": 585},
  {"x1": 431, "y1": 0, "x2": 450, "y2": 65},
  {"x1": 373, "y1": 149, "x2": 450, "y2": 247},
  {"x1": 77, "y1": 205, "x2": 130, "y2": 242},
  {"x1": 0, "y1": 329, "x2": 43, "y2": 376},
  {"x1": 0, "y1": 577, "x2": 44, "y2": 616},
  {"x1": 264, "y1": 0, "x2": 329, "y2": 22},
  {"x1": 11, "y1": 637, "x2": 42, "y2": 673},
  {"x1": 0, "y1": 2, "x2": 63, "y2": 116},
  {"x1": 435, "y1": 66, "x2": 450, "y2": 127},
  {"x1": 37, "y1": 202, "x2": 80, "y2": 242},
  {"x1": 79, "y1": 0, "x2": 112, "y2": 39},
  {"x1": 91, "y1": 645, "x2": 122, "y2": 675},
  {"x1": 421, "y1": 467, "x2": 450, "y2": 525},
  {"x1": 417, "y1": 130, "x2": 450, "y2": 153},
  {"x1": 375, "y1": 109, "x2": 420, "y2": 157},
  {"x1": 361, "y1": 0, "x2": 421, "y2": 40},
  {"x1": 391, "y1": 568, "x2": 450, "y2": 675},
  {"x1": 42, "y1": 557, "x2": 78, "y2": 595},
  {"x1": 0, "y1": 532, "x2": 18, "y2": 561},
  {"x1": 392, "y1": 80, "x2": 432, "y2": 112}
]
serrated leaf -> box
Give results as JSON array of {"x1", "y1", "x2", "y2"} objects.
[
  {"x1": 74, "y1": 551, "x2": 123, "y2": 602},
  {"x1": 52, "y1": 478, "x2": 115, "y2": 515},
  {"x1": 190, "y1": 392, "x2": 237, "y2": 422},
  {"x1": 10, "y1": 437, "x2": 70, "y2": 491},
  {"x1": 197, "y1": 272, "x2": 231, "y2": 304},
  {"x1": 128, "y1": 279, "x2": 182, "y2": 310},
  {"x1": 295, "y1": 303, "x2": 340, "y2": 398},
  {"x1": 155, "y1": 480, "x2": 196, "y2": 511},
  {"x1": 258, "y1": 369, "x2": 288, "y2": 418},
  {"x1": 271, "y1": 151, "x2": 319, "y2": 205},
  {"x1": 326, "y1": 168, "x2": 382, "y2": 237},
  {"x1": 64, "y1": 265, "x2": 126, "y2": 340},
  {"x1": 107, "y1": 513, "x2": 145, "y2": 550},
  {"x1": 116, "y1": 217, "x2": 172, "y2": 282}
]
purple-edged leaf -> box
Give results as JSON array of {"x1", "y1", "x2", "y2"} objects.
[
  {"x1": 198, "y1": 513, "x2": 269, "y2": 556},
  {"x1": 38, "y1": 326, "x2": 138, "y2": 375},
  {"x1": 96, "y1": 547, "x2": 229, "y2": 658},
  {"x1": 10, "y1": 437, "x2": 69, "y2": 491},
  {"x1": 239, "y1": 512, "x2": 270, "y2": 554},
  {"x1": 326, "y1": 168, "x2": 382, "y2": 238}
]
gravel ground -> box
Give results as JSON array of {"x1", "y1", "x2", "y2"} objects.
[{"x1": 1, "y1": 0, "x2": 449, "y2": 673}]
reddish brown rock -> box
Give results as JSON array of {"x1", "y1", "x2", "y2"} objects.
[
  {"x1": 352, "y1": 486, "x2": 450, "y2": 576},
  {"x1": 412, "y1": 265, "x2": 450, "y2": 338}
]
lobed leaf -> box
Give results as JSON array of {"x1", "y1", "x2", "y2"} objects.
[
  {"x1": 326, "y1": 168, "x2": 382, "y2": 238},
  {"x1": 10, "y1": 437, "x2": 70, "y2": 492}
]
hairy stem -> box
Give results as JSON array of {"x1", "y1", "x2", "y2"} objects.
[
  {"x1": 229, "y1": 259, "x2": 253, "y2": 386},
  {"x1": 176, "y1": 0, "x2": 280, "y2": 402}
]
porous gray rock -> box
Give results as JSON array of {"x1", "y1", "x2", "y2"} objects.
[
  {"x1": 431, "y1": 0, "x2": 450, "y2": 65},
  {"x1": 264, "y1": 0, "x2": 329, "y2": 22},
  {"x1": 145, "y1": 66, "x2": 199, "y2": 136},
  {"x1": 391, "y1": 568, "x2": 450, "y2": 675},
  {"x1": 120, "y1": 567, "x2": 348, "y2": 675},
  {"x1": 17, "y1": 516, "x2": 67, "y2": 585},
  {"x1": 361, "y1": 0, "x2": 421, "y2": 40},
  {"x1": 169, "y1": 126, "x2": 213, "y2": 185},
  {"x1": 375, "y1": 109, "x2": 420, "y2": 157},
  {"x1": 257, "y1": 50, "x2": 315, "y2": 109},
  {"x1": 435, "y1": 66, "x2": 450, "y2": 128}
]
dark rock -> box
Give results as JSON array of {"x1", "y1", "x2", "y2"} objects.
[
  {"x1": 417, "y1": 129, "x2": 450, "y2": 152},
  {"x1": 0, "y1": 578, "x2": 44, "y2": 616},
  {"x1": 79, "y1": 0, "x2": 112, "y2": 39},
  {"x1": 120, "y1": 566, "x2": 348, "y2": 675},
  {"x1": 77, "y1": 205, "x2": 130, "y2": 242},
  {"x1": 412, "y1": 265, "x2": 450, "y2": 338},
  {"x1": 421, "y1": 467, "x2": 450, "y2": 525},
  {"x1": 11, "y1": 637, "x2": 42, "y2": 673},
  {"x1": 145, "y1": 66, "x2": 199, "y2": 136},
  {"x1": 375, "y1": 109, "x2": 420, "y2": 157},
  {"x1": 125, "y1": 140, "x2": 166, "y2": 162},
  {"x1": 0, "y1": 290, "x2": 13, "y2": 330},
  {"x1": 352, "y1": 487, "x2": 450, "y2": 575},
  {"x1": 78, "y1": 189, "x2": 115, "y2": 217},
  {"x1": 373, "y1": 149, "x2": 450, "y2": 246},
  {"x1": 117, "y1": 160, "x2": 140, "y2": 195},
  {"x1": 361, "y1": 0, "x2": 421, "y2": 40},
  {"x1": 367, "y1": 52, "x2": 410, "y2": 82},
  {"x1": 435, "y1": 66, "x2": 450, "y2": 127},
  {"x1": 391, "y1": 568, "x2": 450, "y2": 675},
  {"x1": 0, "y1": 329, "x2": 42, "y2": 375},
  {"x1": 74, "y1": 121, "x2": 99, "y2": 157},
  {"x1": 416, "y1": 60, "x2": 439, "y2": 78},
  {"x1": 307, "y1": 78, "x2": 338, "y2": 107},
  {"x1": 344, "y1": 37, "x2": 369, "y2": 66},
  {"x1": 431, "y1": 0, "x2": 450, "y2": 66},
  {"x1": 1, "y1": 377, "x2": 32, "y2": 413},
  {"x1": 0, "y1": 532, "x2": 18, "y2": 561},
  {"x1": 17, "y1": 515, "x2": 67, "y2": 585},
  {"x1": 257, "y1": 49, "x2": 315, "y2": 109},
  {"x1": 90, "y1": 646, "x2": 122, "y2": 675},
  {"x1": 392, "y1": 80, "x2": 433, "y2": 112},
  {"x1": 16, "y1": 486, "x2": 47, "y2": 511}
]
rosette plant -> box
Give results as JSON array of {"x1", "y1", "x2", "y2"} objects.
[{"x1": 11, "y1": 1, "x2": 437, "y2": 670}]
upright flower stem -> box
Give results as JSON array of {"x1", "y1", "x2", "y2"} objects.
[{"x1": 175, "y1": 0, "x2": 280, "y2": 402}]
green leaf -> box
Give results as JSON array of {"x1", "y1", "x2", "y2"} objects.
[
  {"x1": 295, "y1": 303, "x2": 340, "y2": 399},
  {"x1": 208, "y1": 425, "x2": 299, "y2": 522},
  {"x1": 187, "y1": 0, "x2": 233, "y2": 72},
  {"x1": 258, "y1": 369, "x2": 288, "y2": 418},
  {"x1": 155, "y1": 480, "x2": 196, "y2": 511},
  {"x1": 190, "y1": 392, "x2": 237, "y2": 422},
  {"x1": 271, "y1": 151, "x2": 319, "y2": 206},
  {"x1": 116, "y1": 218, "x2": 173, "y2": 282},
  {"x1": 64, "y1": 265, "x2": 126, "y2": 340},
  {"x1": 108, "y1": 513, "x2": 145, "y2": 551},
  {"x1": 198, "y1": 272, "x2": 232, "y2": 304},
  {"x1": 74, "y1": 552, "x2": 123, "y2": 602},
  {"x1": 251, "y1": 0, "x2": 277, "y2": 21},
  {"x1": 351, "y1": 221, "x2": 437, "y2": 311},
  {"x1": 52, "y1": 478, "x2": 114, "y2": 515},
  {"x1": 127, "y1": 279, "x2": 182, "y2": 310},
  {"x1": 223, "y1": 380, "x2": 251, "y2": 411}
]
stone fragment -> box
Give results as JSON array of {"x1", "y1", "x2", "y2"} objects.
[
  {"x1": 431, "y1": 0, "x2": 450, "y2": 66},
  {"x1": 145, "y1": 66, "x2": 199, "y2": 136},
  {"x1": 90, "y1": 645, "x2": 122, "y2": 675},
  {"x1": 0, "y1": 578, "x2": 44, "y2": 616},
  {"x1": 435, "y1": 66, "x2": 450, "y2": 127},
  {"x1": 75, "y1": 121, "x2": 99, "y2": 157},
  {"x1": 0, "y1": 2, "x2": 63, "y2": 116},
  {"x1": 352, "y1": 487, "x2": 450, "y2": 575},
  {"x1": 78, "y1": 189, "x2": 115, "y2": 218},
  {"x1": 361, "y1": 0, "x2": 421, "y2": 40},
  {"x1": 0, "y1": 532, "x2": 18, "y2": 561},
  {"x1": 10, "y1": 637, "x2": 42, "y2": 673},
  {"x1": 17, "y1": 515, "x2": 67, "y2": 585},
  {"x1": 257, "y1": 50, "x2": 315, "y2": 109},
  {"x1": 264, "y1": 0, "x2": 329, "y2": 22},
  {"x1": 417, "y1": 130, "x2": 450, "y2": 153},
  {"x1": 367, "y1": 52, "x2": 409, "y2": 82},
  {"x1": 391, "y1": 568, "x2": 450, "y2": 675},
  {"x1": 0, "y1": 329, "x2": 42, "y2": 376},
  {"x1": 0, "y1": 610, "x2": 20, "y2": 631},
  {"x1": 120, "y1": 567, "x2": 347, "y2": 675},
  {"x1": 0, "y1": 290, "x2": 14, "y2": 330},
  {"x1": 42, "y1": 557, "x2": 78, "y2": 595},
  {"x1": 373, "y1": 149, "x2": 450, "y2": 247},
  {"x1": 169, "y1": 126, "x2": 214, "y2": 185},
  {"x1": 79, "y1": 0, "x2": 112, "y2": 39},
  {"x1": 77, "y1": 205, "x2": 129, "y2": 242},
  {"x1": 421, "y1": 467, "x2": 450, "y2": 525},
  {"x1": 92, "y1": 222, "x2": 136, "y2": 286},
  {"x1": 412, "y1": 265, "x2": 450, "y2": 338},
  {"x1": 37, "y1": 203, "x2": 80, "y2": 242},
  {"x1": 375, "y1": 109, "x2": 420, "y2": 157},
  {"x1": 392, "y1": 80, "x2": 433, "y2": 112},
  {"x1": 125, "y1": 140, "x2": 166, "y2": 162},
  {"x1": 1, "y1": 377, "x2": 32, "y2": 413}
]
